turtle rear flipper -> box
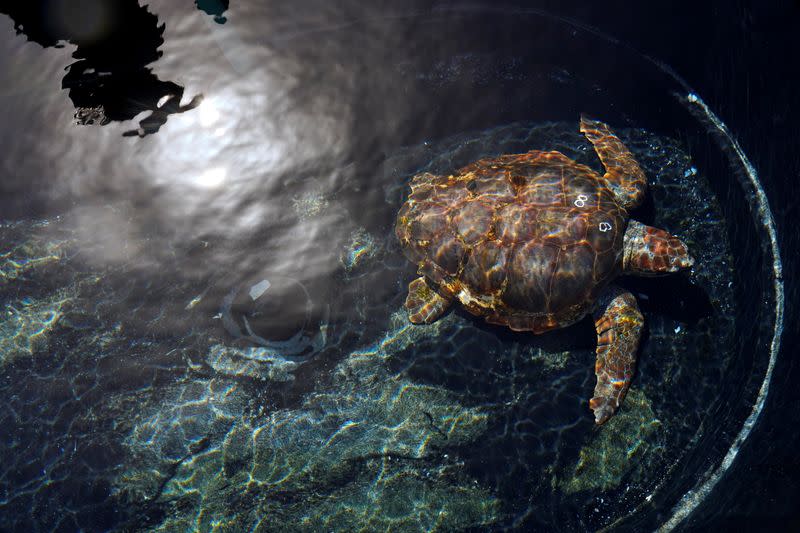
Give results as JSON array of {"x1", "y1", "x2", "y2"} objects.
[
  {"x1": 580, "y1": 114, "x2": 647, "y2": 210},
  {"x1": 590, "y1": 285, "x2": 644, "y2": 424},
  {"x1": 405, "y1": 277, "x2": 451, "y2": 324}
]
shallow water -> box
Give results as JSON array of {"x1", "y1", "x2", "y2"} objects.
[
  {"x1": 0, "y1": 121, "x2": 740, "y2": 531},
  {"x1": 0, "y1": 3, "x2": 783, "y2": 532}
]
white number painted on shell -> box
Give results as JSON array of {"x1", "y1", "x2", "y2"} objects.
[
  {"x1": 574, "y1": 194, "x2": 588, "y2": 208},
  {"x1": 598, "y1": 221, "x2": 612, "y2": 232}
]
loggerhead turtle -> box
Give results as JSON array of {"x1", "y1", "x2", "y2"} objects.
[{"x1": 395, "y1": 116, "x2": 694, "y2": 424}]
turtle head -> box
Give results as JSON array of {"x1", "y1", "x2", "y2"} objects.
[{"x1": 622, "y1": 220, "x2": 694, "y2": 275}]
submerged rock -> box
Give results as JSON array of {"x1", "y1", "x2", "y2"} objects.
[
  {"x1": 206, "y1": 344, "x2": 298, "y2": 381},
  {"x1": 560, "y1": 389, "x2": 664, "y2": 494},
  {"x1": 117, "y1": 312, "x2": 499, "y2": 531},
  {"x1": 0, "y1": 220, "x2": 67, "y2": 286},
  {"x1": 0, "y1": 220, "x2": 76, "y2": 364},
  {"x1": 0, "y1": 289, "x2": 73, "y2": 364}
]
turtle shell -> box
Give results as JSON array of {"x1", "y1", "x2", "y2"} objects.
[{"x1": 396, "y1": 150, "x2": 628, "y2": 333}]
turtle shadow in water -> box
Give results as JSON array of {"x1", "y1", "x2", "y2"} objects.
[
  {"x1": 455, "y1": 308, "x2": 596, "y2": 353},
  {"x1": 386, "y1": 297, "x2": 596, "y2": 406},
  {"x1": 620, "y1": 274, "x2": 713, "y2": 326},
  {"x1": 387, "y1": 271, "x2": 710, "y2": 405}
]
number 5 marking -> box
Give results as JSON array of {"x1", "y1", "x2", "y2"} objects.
[
  {"x1": 574, "y1": 194, "x2": 588, "y2": 208},
  {"x1": 598, "y1": 222, "x2": 612, "y2": 232}
]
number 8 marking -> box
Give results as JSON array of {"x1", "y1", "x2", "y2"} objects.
[
  {"x1": 574, "y1": 194, "x2": 588, "y2": 208},
  {"x1": 598, "y1": 222, "x2": 612, "y2": 232}
]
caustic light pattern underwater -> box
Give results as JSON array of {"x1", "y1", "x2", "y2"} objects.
[{"x1": 0, "y1": 119, "x2": 736, "y2": 531}]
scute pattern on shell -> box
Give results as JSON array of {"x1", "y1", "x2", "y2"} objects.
[{"x1": 396, "y1": 150, "x2": 627, "y2": 333}]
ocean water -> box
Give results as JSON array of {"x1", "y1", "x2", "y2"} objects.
[{"x1": 0, "y1": 2, "x2": 784, "y2": 532}]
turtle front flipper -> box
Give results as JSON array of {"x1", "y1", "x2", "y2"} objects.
[
  {"x1": 590, "y1": 285, "x2": 644, "y2": 424},
  {"x1": 579, "y1": 115, "x2": 647, "y2": 210},
  {"x1": 405, "y1": 277, "x2": 451, "y2": 324}
]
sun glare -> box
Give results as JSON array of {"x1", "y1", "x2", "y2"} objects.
[
  {"x1": 196, "y1": 166, "x2": 227, "y2": 188},
  {"x1": 198, "y1": 100, "x2": 221, "y2": 127}
]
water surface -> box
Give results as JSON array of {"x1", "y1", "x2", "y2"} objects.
[{"x1": 0, "y1": 3, "x2": 782, "y2": 531}]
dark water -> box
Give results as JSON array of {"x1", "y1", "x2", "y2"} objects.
[{"x1": 0, "y1": 2, "x2": 790, "y2": 532}]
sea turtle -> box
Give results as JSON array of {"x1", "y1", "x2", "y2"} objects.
[{"x1": 395, "y1": 116, "x2": 693, "y2": 424}]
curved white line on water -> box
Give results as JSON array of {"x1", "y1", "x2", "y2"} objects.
[{"x1": 657, "y1": 93, "x2": 785, "y2": 532}]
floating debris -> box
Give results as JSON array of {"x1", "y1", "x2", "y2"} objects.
[
  {"x1": 341, "y1": 227, "x2": 378, "y2": 273},
  {"x1": 529, "y1": 347, "x2": 570, "y2": 371},
  {"x1": 291, "y1": 190, "x2": 329, "y2": 219}
]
